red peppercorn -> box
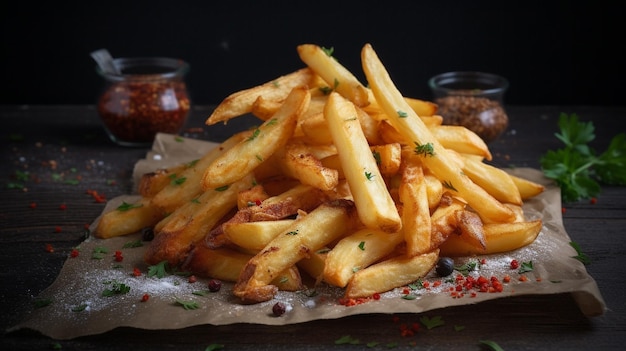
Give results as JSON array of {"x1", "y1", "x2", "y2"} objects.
[
  {"x1": 70, "y1": 249, "x2": 79, "y2": 258},
  {"x1": 272, "y1": 302, "x2": 287, "y2": 316},
  {"x1": 133, "y1": 267, "x2": 142, "y2": 277},
  {"x1": 208, "y1": 279, "x2": 222, "y2": 292},
  {"x1": 45, "y1": 243, "x2": 54, "y2": 253},
  {"x1": 510, "y1": 259, "x2": 519, "y2": 269},
  {"x1": 141, "y1": 294, "x2": 150, "y2": 302},
  {"x1": 188, "y1": 275, "x2": 197, "y2": 283}
]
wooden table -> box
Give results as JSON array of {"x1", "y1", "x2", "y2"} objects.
[{"x1": 1, "y1": 105, "x2": 625, "y2": 350}]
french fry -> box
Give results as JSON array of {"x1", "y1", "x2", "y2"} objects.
[
  {"x1": 398, "y1": 153, "x2": 431, "y2": 256},
  {"x1": 361, "y1": 43, "x2": 515, "y2": 224},
  {"x1": 145, "y1": 174, "x2": 255, "y2": 266},
  {"x1": 439, "y1": 220, "x2": 542, "y2": 256},
  {"x1": 324, "y1": 92, "x2": 402, "y2": 232},
  {"x1": 276, "y1": 141, "x2": 339, "y2": 191},
  {"x1": 323, "y1": 228, "x2": 404, "y2": 288},
  {"x1": 345, "y1": 250, "x2": 439, "y2": 299},
  {"x1": 234, "y1": 199, "x2": 356, "y2": 303},
  {"x1": 223, "y1": 219, "x2": 294, "y2": 251},
  {"x1": 297, "y1": 249, "x2": 329, "y2": 283},
  {"x1": 509, "y1": 173, "x2": 546, "y2": 200},
  {"x1": 206, "y1": 67, "x2": 315, "y2": 125},
  {"x1": 297, "y1": 44, "x2": 370, "y2": 107},
  {"x1": 182, "y1": 245, "x2": 303, "y2": 291},
  {"x1": 94, "y1": 197, "x2": 162, "y2": 239},
  {"x1": 151, "y1": 131, "x2": 247, "y2": 214},
  {"x1": 371, "y1": 143, "x2": 402, "y2": 177},
  {"x1": 202, "y1": 87, "x2": 311, "y2": 190},
  {"x1": 205, "y1": 183, "x2": 329, "y2": 249},
  {"x1": 461, "y1": 155, "x2": 522, "y2": 205},
  {"x1": 137, "y1": 163, "x2": 189, "y2": 198},
  {"x1": 430, "y1": 125, "x2": 492, "y2": 160}
]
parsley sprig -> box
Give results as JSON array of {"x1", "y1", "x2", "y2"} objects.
[{"x1": 540, "y1": 113, "x2": 626, "y2": 203}]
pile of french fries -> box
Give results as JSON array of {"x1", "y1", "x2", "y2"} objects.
[{"x1": 94, "y1": 43, "x2": 545, "y2": 304}]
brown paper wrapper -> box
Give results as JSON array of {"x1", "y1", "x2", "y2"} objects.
[{"x1": 10, "y1": 133, "x2": 607, "y2": 340}]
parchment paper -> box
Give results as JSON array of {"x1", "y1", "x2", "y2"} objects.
[{"x1": 10, "y1": 133, "x2": 607, "y2": 340}]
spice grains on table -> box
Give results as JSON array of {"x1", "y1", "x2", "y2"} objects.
[{"x1": 1, "y1": 104, "x2": 625, "y2": 350}]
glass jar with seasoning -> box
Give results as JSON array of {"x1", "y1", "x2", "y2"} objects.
[
  {"x1": 428, "y1": 71, "x2": 509, "y2": 143},
  {"x1": 96, "y1": 57, "x2": 191, "y2": 147}
]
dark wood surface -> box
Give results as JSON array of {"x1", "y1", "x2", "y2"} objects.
[{"x1": 1, "y1": 104, "x2": 625, "y2": 350}]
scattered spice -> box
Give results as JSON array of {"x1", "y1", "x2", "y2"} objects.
[
  {"x1": 208, "y1": 279, "x2": 222, "y2": 292},
  {"x1": 69, "y1": 249, "x2": 80, "y2": 258},
  {"x1": 45, "y1": 243, "x2": 54, "y2": 253}
]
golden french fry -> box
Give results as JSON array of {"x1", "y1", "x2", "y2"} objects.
[
  {"x1": 439, "y1": 220, "x2": 542, "y2": 256},
  {"x1": 361, "y1": 43, "x2": 515, "y2": 224},
  {"x1": 509, "y1": 173, "x2": 546, "y2": 200},
  {"x1": 250, "y1": 95, "x2": 283, "y2": 120},
  {"x1": 145, "y1": 174, "x2": 255, "y2": 266},
  {"x1": 223, "y1": 219, "x2": 294, "y2": 251},
  {"x1": 206, "y1": 67, "x2": 315, "y2": 125},
  {"x1": 300, "y1": 112, "x2": 334, "y2": 145},
  {"x1": 234, "y1": 199, "x2": 356, "y2": 303},
  {"x1": 345, "y1": 250, "x2": 439, "y2": 299},
  {"x1": 424, "y1": 172, "x2": 443, "y2": 212},
  {"x1": 297, "y1": 249, "x2": 329, "y2": 282},
  {"x1": 151, "y1": 131, "x2": 246, "y2": 214},
  {"x1": 137, "y1": 163, "x2": 190, "y2": 198},
  {"x1": 404, "y1": 97, "x2": 439, "y2": 117},
  {"x1": 94, "y1": 197, "x2": 162, "y2": 239},
  {"x1": 324, "y1": 228, "x2": 404, "y2": 288},
  {"x1": 182, "y1": 245, "x2": 303, "y2": 291},
  {"x1": 371, "y1": 143, "x2": 402, "y2": 177},
  {"x1": 461, "y1": 155, "x2": 522, "y2": 205},
  {"x1": 297, "y1": 44, "x2": 370, "y2": 107},
  {"x1": 276, "y1": 141, "x2": 339, "y2": 191},
  {"x1": 429, "y1": 125, "x2": 492, "y2": 161},
  {"x1": 205, "y1": 183, "x2": 329, "y2": 249},
  {"x1": 202, "y1": 87, "x2": 311, "y2": 190},
  {"x1": 454, "y1": 209, "x2": 487, "y2": 252},
  {"x1": 398, "y1": 154, "x2": 431, "y2": 256},
  {"x1": 324, "y1": 92, "x2": 402, "y2": 232}
]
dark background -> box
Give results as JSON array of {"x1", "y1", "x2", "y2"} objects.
[{"x1": 1, "y1": 1, "x2": 624, "y2": 106}]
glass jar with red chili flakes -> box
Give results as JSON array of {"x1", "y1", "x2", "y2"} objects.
[{"x1": 96, "y1": 57, "x2": 190, "y2": 147}]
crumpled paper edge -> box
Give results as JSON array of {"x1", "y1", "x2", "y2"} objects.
[{"x1": 9, "y1": 133, "x2": 607, "y2": 340}]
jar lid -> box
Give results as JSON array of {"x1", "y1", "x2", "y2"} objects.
[
  {"x1": 428, "y1": 71, "x2": 508, "y2": 97},
  {"x1": 96, "y1": 57, "x2": 189, "y2": 82}
]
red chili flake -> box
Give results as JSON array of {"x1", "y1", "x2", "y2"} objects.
[
  {"x1": 519, "y1": 275, "x2": 528, "y2": 282},
  {"x1": 254, "y1": 199, "x2": 262, "y2": 206},
  {"x1": 402, "y1": 287, "x2": 410, "y2": 295},
  {"x1": 59, "y1": 203, "x2": 67, "y2": 210},
  {"x1": 510, "y1": 259, "x2": 519, "y2": 269},
  {"x1": 561, "y1": 207, "x2": 566, "y2": 214},
  {"x1": 70, "y1": 249, "x2": 79, "y2": 258},
  {"x1": 470, "y1": 292, "x2": 477, "y2": 298},
  {"x1": 133, "y1": 267, "x2": 142, "y2": 277},
  {"x1": 188, "y1": 275, "x2": 197, "y2": 283},
  {"x1": 54, "y1": 226, "x2": 62, "y2": 233},
  {"x1": 114, "y1": 250, "x2": 123, "y2": 262},
  {"x1": 433, "y1": 280, "x2": 441, "y2": 287},
  {"x1": 372, "y1": 292, "x2": 381, "y2": 300},
  {"x1": 141, "y1": 294, "x2": 150, "y2": 302},
  {"x1": 45, "y1": 243, "x2": 54, "y2": 253},
  {"x1": 480, "y1": 258, "x2": 487, "y2": 264},
  {"x1": 503, "y1": 275, "x2": 511, "y2": 283},
  {"x1": 590, "y1": 197, "x2": 597, "y2": 204},
  {"x1": 29, "y1": 202, "x2": 37, "y2": 209},
  {"x1": 422, "y1": 281, "x2": 430, "y2": 288},
  {"x1": 536, "y1": 277, "x2": 542, "y2": 282}
]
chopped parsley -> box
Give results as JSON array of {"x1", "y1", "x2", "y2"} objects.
[{"x1": 414, "y1": 142, "x2": 435, "y2": 157}]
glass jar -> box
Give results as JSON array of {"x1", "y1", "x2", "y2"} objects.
[
  {"x1": 96, "y1": 57, "x2": 191, "y2": 147},
  {"x1": 428, "y1": 71, "x2": 509, "y2": 143}
]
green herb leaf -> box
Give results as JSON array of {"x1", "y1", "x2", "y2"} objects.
[
  {"x1": 570, "y1": 241, "x2": 591, "y2": 265},
  {"x1": 518, "y1": 260, "x2": 534, "y2": 274},
  {"x1": 479, "y1": 340, "x2": 505, "y2": 351},
  {"x1": 116, "y1": 201, "x2": 143, "y2": 212},
  {"x1": 335, "y1": 335, "x2": 360, "y2": 345},
  {"x1": 414, "y1": 142, "x2": 435, "y2": 157},
  {"x1": 102, "y1": 281, "x2": 131, "y2": 296},
  {"x1": 147, "y1": 260, "x2": 170, "y2": 278},
  {"x1": 419, "y1": 315, "x2": 445, "y2": 329},
  {"x1": 205, "y1": 344, "x2": 225, "y2": 351},
  {"x1": 540, "y1": 113, "x2": 626, "y2": 202},
  {"x1": 175, "y1": 299, "x2": 199, "y2": 310}
]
